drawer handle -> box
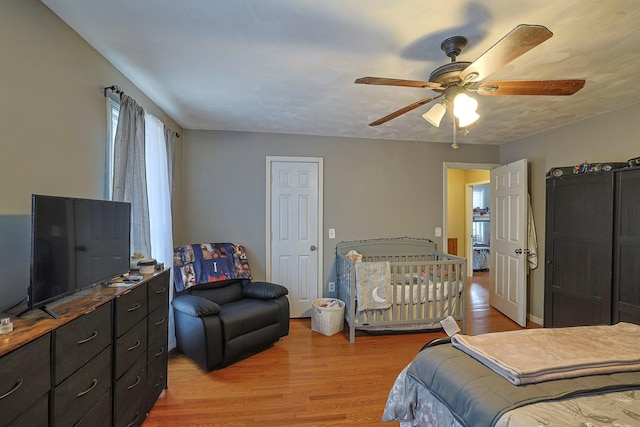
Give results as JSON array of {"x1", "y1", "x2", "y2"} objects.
[
  {"x1": 127, "y1": 376, "x2": 141, "y2": 390},
  {"x1": 155, "y1": 317, "x2": 166, "y2": 326},
  {"x1": 154, "y1": 346, "x2": 165, "y2": 358},
  {"x1": 126, "y1": 412, "x2": 140, "y2": 427},
  {"x1": 127, "y1": 340, "x2": 141, "y2": 352},
  {"x1": 76, "y1": 378, "x2": 97, "y2": 397},
  {"x1": 153, "y1": 376, "x2": 165, "y2": 388},
  {"x1": 0, "y1": 378, "x2": 23, "y2": 400},
  {"x1": 77, "y1": 330, "x2": 98, "y2": 344},
  {"x1": 155, "y1": 287, "x2": 167, "y2": 294},
  {"x1": 128, "y1": 302, "x2": 142, "y2": 312}
]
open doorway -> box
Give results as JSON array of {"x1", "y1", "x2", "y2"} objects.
[
  {"x1": 444, "y1": 160, "x2": 531, "y2": 328},
  {"x1": 442, "y1": 162, "x2": 497, "y2": 278},
  {"x1": 468, "y1": 182, "x2": 490, "y2": 274}
]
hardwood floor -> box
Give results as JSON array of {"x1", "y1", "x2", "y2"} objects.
[{"x1": 143, "y1": 272, "x2": 539, "y2": 426}]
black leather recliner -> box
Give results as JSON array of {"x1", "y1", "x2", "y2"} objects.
[
  {"x1": 172, "y1": 279, "x2": 289, "y2": 371},
  {"x1": 171, "y1": 243, "x2": 290, "y2": 371}
]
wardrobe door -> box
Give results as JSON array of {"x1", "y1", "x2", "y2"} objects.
[
  {"x1": 613, "y1": 168, "x2": 640, "y2": 324},
  {"x1": 544, "y1": 173, "x2": 614, "y2": 327}
]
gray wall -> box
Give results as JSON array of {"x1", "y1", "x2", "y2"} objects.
[
  {"x1": 0, "y1": 0, "x2": 182, "y2": 312},
  {"x1": 180, "y1": 130, "x2": 499, "y2": 295}
]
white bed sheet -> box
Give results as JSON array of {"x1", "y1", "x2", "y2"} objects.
[{"x1": 393, "y1": 277, "x2": 462, "y2": 304}]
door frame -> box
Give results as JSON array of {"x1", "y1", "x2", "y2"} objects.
[
  {"x1": 442, "y1": 162, "x2": 499, "y2": 263},
  {"x1": 265, "y1": 156, "x2": 324, "y2": 300}
]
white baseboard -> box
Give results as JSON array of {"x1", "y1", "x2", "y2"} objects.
[{"x1": 528, "y1": 313, "x2": 543, "y2": 327}]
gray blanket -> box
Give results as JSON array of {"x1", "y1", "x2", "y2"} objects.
[
  {"x1": 407, "y1": 343, "x2": 640, "y2": 427},
  {"x1": 354, "y1": 261, "x2": 391, "y2": 311}
]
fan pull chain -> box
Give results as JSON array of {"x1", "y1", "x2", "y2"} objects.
[{"x1": 451, "y1": 119, "x2": 459, "y2": 149}]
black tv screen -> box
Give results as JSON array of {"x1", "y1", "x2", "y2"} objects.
[{"x1": 30, "y1": 194, "x2": 131, "y2": 311}]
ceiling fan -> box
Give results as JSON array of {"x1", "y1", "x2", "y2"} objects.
[{"x1": 355, "y1": 24, "x2": 585, "y2": 131}]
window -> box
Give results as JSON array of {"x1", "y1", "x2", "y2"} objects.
[{"x1": 105, "y1": 94, "x2": 120, "y2": 199}]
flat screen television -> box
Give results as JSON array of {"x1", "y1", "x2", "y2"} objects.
[{"x1": 29, "y1": 194, "x2": 131, "y2": 316}]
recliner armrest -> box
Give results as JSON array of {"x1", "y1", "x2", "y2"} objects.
[
  {"x1": 172, "y1": 294, "x2": 221, "y2": 317},
  {"x1": 242, "y1": 281, "x2": 289, "y2": 300}
]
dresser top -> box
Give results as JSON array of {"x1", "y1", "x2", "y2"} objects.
[{"x1": 0, "y1": 270, "x2": 169, "y2": 357}]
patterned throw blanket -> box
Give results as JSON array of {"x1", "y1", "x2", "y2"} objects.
[
  {"x1": 355, "y1": 261, "x2": 391, "y2": 312},
  {"x1": 452, "y1": 322, "x2": 640, "y2": 385},
  {"x1": 173, "y1": 243, "x2": 252, "y2": 292}
]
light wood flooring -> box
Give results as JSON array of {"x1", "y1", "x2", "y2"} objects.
[{"x1": 143, "y1": 272, "x2": 540, "y2": 426}]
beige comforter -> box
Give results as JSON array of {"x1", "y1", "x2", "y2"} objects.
[{"x1": 451, "y1": 322, "x2": 640, "y2": 385}]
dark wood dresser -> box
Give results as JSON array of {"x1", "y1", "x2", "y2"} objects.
[{"x1": 0, "y1": 269, "x2": 169, "y2": 427}]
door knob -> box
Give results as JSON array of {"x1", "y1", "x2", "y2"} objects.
[
  {"x1": 514, "y1": 248, "x2": 523, "y2": 254},
  {"x1": 310, "y1": 245, "x2": 317, "y2": 251}
]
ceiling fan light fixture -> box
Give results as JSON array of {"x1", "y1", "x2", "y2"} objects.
[
  {"x1": 453, "y1": 93, "x2": 480, "y2": 127},
  {"x1": 356, "y1": 25, "x2": 585, "y2": 130},
  {"x1": 422, "y1": 102, "x2": 447, "y2": 127},
  {"x1": 457, "y1": 111, "x2": 480, "y2": 128}
]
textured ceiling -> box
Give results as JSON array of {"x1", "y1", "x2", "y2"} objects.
[{"x1": 41, "y1": 0, "x2": 640, "y2": 145}]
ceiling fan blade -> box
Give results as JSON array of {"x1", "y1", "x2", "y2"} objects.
[
  {"x1": 355, "y1": 76, "x2": 441, "y2": 89},
  {"x1": 476, "y1": 79, "x2": 585, "y2": 96},
  {"x1": 459, "y1": 24, "x2": 553, "y2": 83},
  {"x1": 368, "y1": 95, "x2": 442, "y2": 126}
]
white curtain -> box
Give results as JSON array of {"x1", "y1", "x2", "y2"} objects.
[
  {"x1": 112, "y1": 95, "x2": 150, "y2": 257},
  {"x1": 163, "y1": 124, "x2": 177, "y2": 349},
  {"x1": 145, "y1": 112, "x2": 176, "y2": 349},
  {"x1": 144, "y1": 113, "x2": 174, "y2": 270}
]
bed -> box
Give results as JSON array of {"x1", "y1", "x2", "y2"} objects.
[
  {"x1": 382, "y1": 322, "x2": 640, "y2": 426},
  {"x1": 472, "y1": 244, "x2": 490, "y2": 270},
  {"x1": 335, "y1": 237, "x2": 467, "y2": 343}
]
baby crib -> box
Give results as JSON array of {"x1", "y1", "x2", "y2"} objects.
[{"x1": 336, "y1": 237, "x2": 466, "y2": 343}]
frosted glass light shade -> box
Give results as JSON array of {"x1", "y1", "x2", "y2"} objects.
[
  {"x1": 453, "y1": 93, "x2": 479, "y2": 127},
  {"x1": 457, "y1": 111, "x2": 480, "y2": 128},
  {"x1": 422, "y1": 102, "x2": 447, "y2": 127}
]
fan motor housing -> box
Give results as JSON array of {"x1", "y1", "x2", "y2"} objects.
[{"x1": 429, "y1": 61, "x2": 471, "y2": 86}]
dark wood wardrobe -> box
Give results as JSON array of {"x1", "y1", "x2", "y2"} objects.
[{"x1": 544, "y1": 167, "x2": 640, "y2": 327}]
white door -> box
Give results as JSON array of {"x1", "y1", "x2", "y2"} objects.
[
  {"x1": 267, "y1": 157, "x2": 323, "y2": 317},
  {"x1": 490, "y1": 159, "x2": 528, "y2": 327}
]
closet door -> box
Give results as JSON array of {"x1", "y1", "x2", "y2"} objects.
[
  {"x1": 613, "y1": 168, "x2": 640, "y2": 324},
  {"x1": 544, "y1": 173, "x2": 614, "y2": 327}
]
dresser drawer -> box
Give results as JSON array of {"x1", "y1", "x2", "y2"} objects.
[
  {"x1": 74, "y1": 389, "x2": 112, "y2": 427},
  {"x1": 147, "y1": 270, "x2": 170, "y2": 313},
  {"x1": 7, "y1": 394, "x2": 48, "y2": 427},
  {"x1": 148, "y1": 304, "x2": 168, "y2": 345},
  {"x1": 146, "y1": 337, "x2": 168, "y2": 412},
  {"x1": 55, "y1": 301, "x2": 112, "y2": 384},
  {"x1": 0, "y1": 333, "x2": 50, "y2": 425},
  {"x1": 114, "y1": 354, "x2": 146, "y2": 427},
  {"x1": 115, "y1": 318, "x2": 147, "y2": 379},
  {"x1": 54, "y1": 346, "x2": 111, "y2": 427},
  {"x1": 115, "y1": 398, "x2": 146, "y2": 427},
  {"x1": 115, "y1": 283, "x2": 147, "y2": 337}
]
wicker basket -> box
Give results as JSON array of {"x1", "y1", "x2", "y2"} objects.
[{"x1": 311, "y1": 298, "x2": 345, "y2": 336}]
